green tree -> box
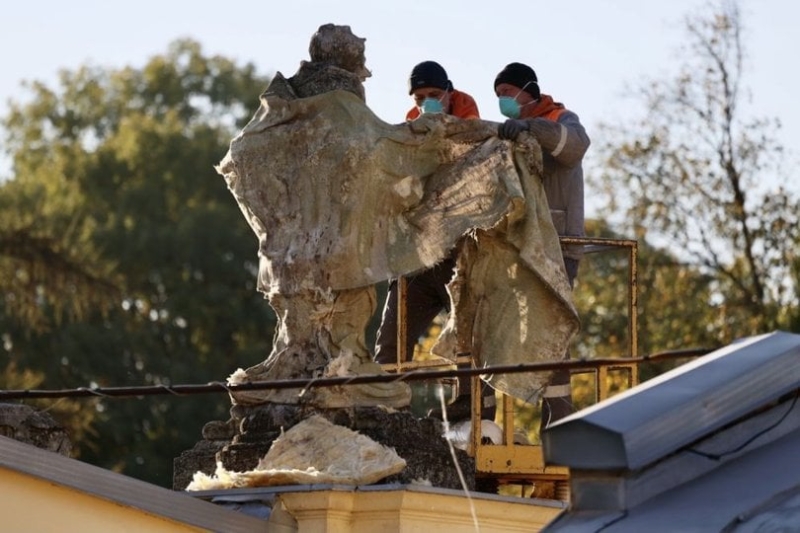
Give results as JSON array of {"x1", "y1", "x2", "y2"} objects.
[
  {"x1": 574, "y1": 220, "x2": 722, "y2": 386},
  {"x1": 592, "y1": 0, "x2": 799, "y2": 341},
  {"x1": 0, "y1": 39, "x2": 275, "y2": 486},
  {"x1": 576, "y1": 220, "x2": 722, "y2": 358}
]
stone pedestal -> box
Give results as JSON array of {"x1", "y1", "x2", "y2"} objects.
[
  {"x1": 0, "y1": 403, "x2": 72, "y2": 456},
  {"x1": 173, "y1": 406, "x2": 474, "y2": 492}
]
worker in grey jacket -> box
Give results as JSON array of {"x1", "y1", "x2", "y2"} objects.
[{"x1": 494, "y1": 62, "x2": 591, "y2": 430}]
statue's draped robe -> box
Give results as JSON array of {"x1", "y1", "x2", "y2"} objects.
[{"x1": 217, "y1": 89, "x2": 579, "y2": 405}]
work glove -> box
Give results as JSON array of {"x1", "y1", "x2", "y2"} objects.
[{"x1": 498, "y1": 119, "x2": 529, "y2": 140}]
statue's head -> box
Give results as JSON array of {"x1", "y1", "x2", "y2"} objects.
[{"x1": 309, "y1": 24, "x2": 372, "y2": 81}]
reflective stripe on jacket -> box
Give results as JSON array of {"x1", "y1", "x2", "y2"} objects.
[{"x1": 524, "y1": 94, "x2": 590, "y2": 260}]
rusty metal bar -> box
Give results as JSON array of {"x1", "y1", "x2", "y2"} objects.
[
  {"x1": 396, "y1": 276, "x2": 408, "y2": 370},
  {"x1": 629, "y1": 242, "x2": 640, "y2": 382},
  {"x1": 502, "y1": 394, "x2": 515, "y2": 445},
  {"x1": 597, "y1": 364, "x2": 609, "y2": 402},
  {"x1": 469, "y1": 369, "x2": 481, "y2": 456}
]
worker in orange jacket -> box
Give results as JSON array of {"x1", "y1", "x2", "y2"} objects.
[
  {"x1": 404, "y1": 60, "x2": 479, "y2": 121},
  {"x1": 494, "y1": 62, "x2": 591, "y2": 431},
  {"x1": 375, "y1": 61, "x2": 494, "y2": 422}
]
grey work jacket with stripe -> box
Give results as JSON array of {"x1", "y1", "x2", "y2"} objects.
[{"x1": 526, "y1": 104, "x2": 590, "y2": 261}]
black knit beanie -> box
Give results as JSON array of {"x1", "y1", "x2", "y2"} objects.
[
  {"x1": 408, "y1": 61, "x2": 452, "y2": 94},
  {"x1": 494, "y1": 63, "x2": 540, "y2": 99}
]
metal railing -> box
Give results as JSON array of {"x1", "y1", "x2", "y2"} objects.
[{"x1": 382, "y1": 236, "x2": 641, "y2": 498}]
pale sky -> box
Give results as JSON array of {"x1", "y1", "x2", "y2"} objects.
[{"x1": 2, "y1": 0, "x2": 798, "y2": 197}]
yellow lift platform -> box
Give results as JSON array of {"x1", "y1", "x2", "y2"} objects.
[{"x1": 383, "y1": 237, "x2": 640, "y2": 501}]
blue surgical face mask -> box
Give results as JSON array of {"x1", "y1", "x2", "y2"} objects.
[
  {"x1": 420, "y1": 95, "x2": 445, "y2": 114},
  {"x1": 499, "y1": 83, "x2": 535, "y2": 118},
  {"x1": 498, "y1": 96, "x2": 521, "y2": 119}
]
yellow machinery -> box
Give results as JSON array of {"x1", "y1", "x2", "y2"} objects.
[
  {"x1": 383, "y1": 237, "x2": 640, "y2": 500},
  {"x1": 473, "y1": 237, "x2": 639, "y2": 498}
]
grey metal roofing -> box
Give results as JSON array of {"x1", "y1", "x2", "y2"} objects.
[
  {"x1": 543, "y1": 423, "x2": 800, "y2": 532},
  {"x1": 541, "y1": 330, "x2": 800, "y2": 532},
  {"x1": 543, "y1": 331, "x2": 800, "y2": 470},
  {"x1": 0, "y1": 434, "x2": 267, "y2": 532}
]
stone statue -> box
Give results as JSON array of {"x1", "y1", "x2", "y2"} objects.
[
  {"x1": 216, "y1": 23, "x2": 579, "y2": 411},
  {"x1": 177, "y1": 23, "x2": 579, "y2": 490},
  {"x1": 218, "y1": 24, "x2": 410, "y2": 410}
]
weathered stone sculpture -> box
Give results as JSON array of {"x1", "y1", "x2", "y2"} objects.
[
  {"x1": 177, "y1": 23, "x2": 580, "y2": 491},
  {"x1": 218, "y1": 24, "x2": 411, "y2": 409},
  {"x1": 216, "y1": 23, "x2": 579, "y2": 410}
]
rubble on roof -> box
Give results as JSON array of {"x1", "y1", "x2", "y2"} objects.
[{"x1": 185, "y1": 415, "x2": 405, "y2": 490}]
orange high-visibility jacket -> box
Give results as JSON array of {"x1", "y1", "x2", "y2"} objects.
[{"x1": 405, "y1": 89, "x2": 480, "y2": 121}]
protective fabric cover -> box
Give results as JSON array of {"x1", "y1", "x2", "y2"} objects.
[{"x1": 217, "y1": 89, "x2": 578, "y2": 405}]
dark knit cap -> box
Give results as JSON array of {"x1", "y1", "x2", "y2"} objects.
[
  {"x1": 494, "y1": 62, "x2": 540, "y2": 99},
  {"x1": 408, "y1": 61, "x2": 452, "y2": 94}
]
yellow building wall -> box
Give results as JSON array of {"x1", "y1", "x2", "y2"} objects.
[
  {"x1": 0, "y1": 467, "x2": 204, "y2": 533},
  {"x1": 279, "y1": 488, "x2": 563, "y2": 533},
  {"x1": 0, "y1": 461, "x2": 562, "y2": 533}
]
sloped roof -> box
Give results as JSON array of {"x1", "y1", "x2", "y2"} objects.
[
  {"x1": 0, "y1": 434, "x2": 266, "y2": 532},
  {"x1": 541, "y1": 330, "x2": 800, "y2": 532},
  {"x1": 543, "y1": 331, "x2": 800, "y2": 470},
  {"x1": 544, "y1": 419, "x2": 800, "y2": 531}
]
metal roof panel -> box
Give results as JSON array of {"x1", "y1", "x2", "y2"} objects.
[
  {"x1": 544, "y1": 421, "x2": 800, "y2": 531},
  {"x1": 543, "y1": 331, "x2": 800, "y2": 470}
]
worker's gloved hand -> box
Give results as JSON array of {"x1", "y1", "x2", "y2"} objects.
[{"x1": 498, "y1": 119, "x2": 529, "y2": 140}]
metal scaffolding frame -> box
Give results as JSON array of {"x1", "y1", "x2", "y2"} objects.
[{"x1": 384, "y1": 236, "x2": 641, "y2": 499}]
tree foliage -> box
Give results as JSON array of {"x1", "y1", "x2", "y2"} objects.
[
  {"x1": 574, "y1": 220, "x2": 722, "y2": 382},
  {"x1": 0, "y1": 39, "x2": 274, "y2": 486},
  {"x1": 592, "y1": 0, "x2": 799, "y2": 341}
]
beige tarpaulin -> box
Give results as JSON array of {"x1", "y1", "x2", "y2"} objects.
[{"x1": 217, "y1": 89, "x2": 579, "y2": 405}]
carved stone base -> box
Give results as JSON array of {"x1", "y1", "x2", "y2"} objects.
[
  {"x1": 173, "y1": 404, "x2": 475, "y2": 492},
  {"x1": 173, "y1": 438, "x2": 230, "y2": 491},
  {"x1": 0, "y1": 403, "x2": 72, "y2": 456}
]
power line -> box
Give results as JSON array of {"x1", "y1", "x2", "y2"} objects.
[{"x1": 0, "y1": 348, "x2": 712, "y2": 401}]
